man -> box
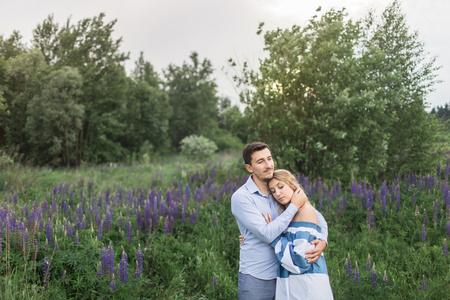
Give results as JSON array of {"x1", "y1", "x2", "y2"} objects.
[{"x1": 231, "y1": 142, "x2": 328, "y2": 300}]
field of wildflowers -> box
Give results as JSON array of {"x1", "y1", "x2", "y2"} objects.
[{"x1": 0, "y1": 154, "x2": 448, "y2": 299}]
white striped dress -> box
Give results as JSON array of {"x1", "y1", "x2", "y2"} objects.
[{"x1": 271, "y1": 221, "x2": 333, "y2": 300}]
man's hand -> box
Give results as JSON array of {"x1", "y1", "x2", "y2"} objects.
[
  {"x1": 290, "y1": 188, "x2": 307, "y2": 209},
  {"x1": 305, "y1": 239, "x2": 327, "y2": 263}
]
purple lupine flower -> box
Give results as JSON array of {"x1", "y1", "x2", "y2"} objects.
[
  {"x1": 213, "y1": 276, "x2": 218, "y2": 286},
  {"x1": 100, "y1": 244, "x2": 107, "y2": 276},
  {"x1": 421, "y1": 224, "x2": 426, "y2": 243},
  {"x1": 365, "y1": 254, "x2": 371, "y2": 271},
  {"x1": 46, "y1": 221, "x2": 52, "y2": 245},
  {"x1": 126, "y1": 220, "x2": 133, "y2": 243},
  {"x1": 0, "y1": 228, "x2": 2, "y2": 257},
  {"x1": 354, "y1": 262, "x2": 360, "y2": 283},
  {"x1": 433, "y1": 200, "x2": 439, "y2": 227},
  {"x1": 164, "y1": 217, "x2": 170, "y2": 235},
  {"x1": 43, "y1": 257, "x2": 50, "y2": 286},
  {"x1": 369, "y1": 211, "x2": 375, "y2": 230},
  {"x1": 75, "y1": 231, "x2": 79, "y2": 244},
  {"x1": 61, "y1": 270, "x2": 66, "y2": 280},
  {"x1": 446, "y1": 222, "x2": 450, "y2": 237},
  {"x1": 152, "y1": 204, "x2": 158, "y2": 231},
  {"x1": 108, "y1": 242, "x2": 115, "y2": 276},
  {"x1": 345, "y1": 253, "x2": 353, "y2": 279},
  {"x1": 396, "y1": 187, "x2": 401, "y2": 212},
  {"x1": 371, "y1": 264, "x2": 377, "y2": 290},
  {"x1": 119, "y1": 248, "x2": 128, "y2": 284},
  {"x1": 420, "y1": 276, "x2": 427, "y2": 291},
  {"x1": 110, "y1": 273, "x2": 117, "y2": 292},
  {"x1": 97, "y1": 220, "x2": 103, "y2": 241},
  {"x1": 136, "y1": 208, "x2": 142, "y2": 231},
  {"x1": 182, "y1": 196, "x2": 187, "y2": 225},
  {"x1": 76, "y1": 205, "x2": 82, "y2": 230},
  {"x1": 119, "y1": 212, "x2": 123, "y2": 230},
  {"x1": 189, "y1": 209, "x2": 196, "y2": 225},
  {"x1": 423, "y1": 209, "x2": 428, "y2": 226},
  {"x1": 33, "y1": 239, "x2": 38, "y2": 261},
  {"x1": 54, "y1": 236, "x2": 59, "y2": 251},
  {"x1": 443, "y1": 240, "x2": 448, "y2": 257},
  {"x1": 185, "y1": 185, "x2": 191, "y2": 200},
  {"x1": 66, "y1": 221, "x2": 74, "y2": 238},
  {"x1": 135, "y1": 244, "x2": 143, "y2": 278},
  {"x1": 382, "y1": 270, "x2": 388, "y2": 285}
]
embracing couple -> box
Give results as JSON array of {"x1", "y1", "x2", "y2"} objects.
[{"x1": 231, "y1": 142, "x2": 333, "y2": 300}]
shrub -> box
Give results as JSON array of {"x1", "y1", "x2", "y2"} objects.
[{"x1": 180, "y1": 135, "x2": 217, "y2": 160}]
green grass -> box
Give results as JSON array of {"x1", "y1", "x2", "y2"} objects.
[{"x1": 0, "y1": 151, "x2": 448, "y2": 299}]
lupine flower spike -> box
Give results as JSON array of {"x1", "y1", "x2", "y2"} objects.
[
  {"x1": 354, "y1": 262, "x2": 360, "y2": 283},
  {"x1": 61, "y1": 270, "x2": 66, "y2": 280},
  {"x1": 371, "y1": 263, "x2": 377, "y2": 290},
  {"x1": 421, "y1": 224, "x2": 426, "y2": 243},
  {"x1": 420, "y1": 276, "x2": 427, "y2": 291},
  {"x1": 382, "y1": 270, "x2": 388, "y2": 285},
  {"x1": 345, "y1": 253, "x2": 353, "y2": 279},
  {"x1": 365, "y1": 253, "x2": 371, "y2": 271}
]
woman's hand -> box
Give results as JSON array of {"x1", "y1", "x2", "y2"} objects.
[
  {"x1": 239, "y1": 235, "x2": 244, "y2": 246},
  {"x1": 262, "y1": 212, "x2": 273, "y2": 223}
]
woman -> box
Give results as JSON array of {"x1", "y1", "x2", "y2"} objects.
[{"x1": 266, "y1": 169, "x2": 333, "y2": 300}]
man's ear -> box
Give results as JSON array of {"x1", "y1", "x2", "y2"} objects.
[{"x1": 245, "y1": 164, "x2": 253, "y2": 173}]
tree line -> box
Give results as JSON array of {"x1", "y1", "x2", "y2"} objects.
[
  {"x1": 0, "y1": 13, "x2": 245, "y2": 167},
  {"x1": 231, "y1": 1, "x2": 443, "y2": 183},
  {"x1": 0, "y1": 1, "x2": 445, "y2": 183}
]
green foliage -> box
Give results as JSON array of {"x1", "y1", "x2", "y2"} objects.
[
  {"x1": 180, "y1": 135, "x2": 218, "y2": 161},
  {"x1": 233, "y1": 1, "x2": 441, "y2": 183},
  {"x1": 164, "y1": 52, "x2": 220, "y2": 148},
  {"x1": 122, "y1": 79, "x2": 172, "y2": 158},
  {"x1": 32, "y1": 13, "x2": 130, "y2": 165},
  {"x1": 26, "y1": 66, "x2": 84, "y2": 167},
  {"x1": 0, "y1": 153, "x2": 449, "y2": 298}
]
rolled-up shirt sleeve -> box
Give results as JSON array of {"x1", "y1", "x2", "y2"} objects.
[{"x1": 231, "y1": 192, "x2": 298, "y2": 244}]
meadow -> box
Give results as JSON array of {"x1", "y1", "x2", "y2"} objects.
[{"x1": 0, "y1": 152, "x2": 448, "y2": 299}]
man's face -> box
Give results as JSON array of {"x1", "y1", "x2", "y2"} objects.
[{"x1": 245, "y1": 148, "x2": 274, "y2": 183}]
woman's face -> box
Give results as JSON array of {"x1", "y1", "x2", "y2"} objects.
[{"x1": 269, "y1": 178, "x2": 294, "y2": 206}]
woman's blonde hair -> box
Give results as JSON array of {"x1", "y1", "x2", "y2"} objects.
[
  {"x1": 269, "y1": 169, "x2": 307, "y2": 211},
  {"x1": 270, "y1": 169, "x2": 302, "y2": 191}
]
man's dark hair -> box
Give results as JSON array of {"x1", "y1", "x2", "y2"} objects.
[{"x1": 242, "y1": 142, "x2": 270, "y2": 165}]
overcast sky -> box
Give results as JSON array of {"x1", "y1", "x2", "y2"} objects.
[{"x1": 1, "y1": 0, "x2": 448, "y2": 108}]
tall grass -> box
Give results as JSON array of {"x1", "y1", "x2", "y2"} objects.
[{"x1": 0, "y1": 152, "x2": 448, "y2": 299}]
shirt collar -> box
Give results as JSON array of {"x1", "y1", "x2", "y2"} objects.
[{"x1": 245, "y1": 175, "x2": 270, "y2": 198}]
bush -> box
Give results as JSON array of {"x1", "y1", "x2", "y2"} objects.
[{"x1": 180, "y1": 135, "x2": 218, "y2": 161}]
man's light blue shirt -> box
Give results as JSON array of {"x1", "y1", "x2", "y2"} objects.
[{"x1": 231, "y1": 175, "x2": 328, "y2": 280}]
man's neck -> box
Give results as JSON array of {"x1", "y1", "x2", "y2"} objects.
[{"x1": 252, "y1": 175, "x2": 270, "y2": 197}]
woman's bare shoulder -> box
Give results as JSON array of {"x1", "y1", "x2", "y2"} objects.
[{"x1": 292, "y1": 203, "x2": 319, "y2": 225}]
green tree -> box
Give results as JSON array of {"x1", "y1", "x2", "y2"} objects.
[
  {"x1": 235, "y1": 2, "x2": 440, "y2": 182},
  {"x1": 362, "y1": 0, "x2": 441, "y2": 175},
  {"x1": 26, "y1": 66, "x2": 84, "y2": 167},
  {"x1": 133, "y1": 51, "x2": 160, "y2": 88},
  {"x1": 164, "y1": 52, "x2": 219, "y2": 148},
  {"x1": 123, "y1": 79, "x2": 172, "y2": 158},
  {"x1": 32, "y1": 13, "x2": 130, "y2": 164},
  {"x1": 1, "y1": 49, "x2": 48, "y2": 153}
]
